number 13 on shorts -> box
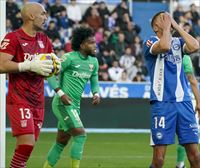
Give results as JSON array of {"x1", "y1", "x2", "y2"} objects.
[{"x1": 19, "y1": 108, "x2": 31, "y2": 119}]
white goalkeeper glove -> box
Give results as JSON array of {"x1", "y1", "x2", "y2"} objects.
[
  {"x1": 18, "y1": 59, "x2": 53, "y2": 76},
  {"x1": 51, "y1": 53, "x2": 61, "y2": 74}
]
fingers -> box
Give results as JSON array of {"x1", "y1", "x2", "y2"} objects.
[
  {"x1": 41, "y1": 60, "x2": 54, "y2": 74},
  {"x1": 42, "y1": 59, "x2": 53, "y2": 65},
  {"x1": 51, "y1": 53, "x2": 61, "y2": 74},
  {"x1": 40, "y1": 72, "x2": 50, "y2": 77},
  {"x1": 92, "y1": 96, "x2": 100, "y2": 105}
]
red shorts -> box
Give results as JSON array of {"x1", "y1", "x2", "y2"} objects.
[{"x1": 7, "y1": 104, "x2": 44, "y2": 140}]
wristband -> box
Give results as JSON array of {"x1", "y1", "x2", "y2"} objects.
[{"x1": 57, "y1": 89, "x2": 65, "y2": 97}]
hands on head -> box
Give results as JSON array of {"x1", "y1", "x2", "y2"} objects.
[{"x1": 155, "y1": 12, "x2": 179, "y2": 33}]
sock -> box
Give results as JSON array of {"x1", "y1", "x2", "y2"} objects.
[
  {"x1": 71, "y1": 159, "x2": 80, "y2": 168},
  {"x1": 70, "y1": 134, "x2": 87, "y2": 160},
  {"x1": 177, "y1": 145, "x2": 186, "y2": 163},
  {"x1": 46, "y1": 142, "x2": 65, "y2": 166},
  {"x1": 43, "y1": 160, "x2": 53, "y2": 168},
  {"x1": 10, "y1": 144, "x2": 34, "y2": 168},
  {"x1": 176, "y1": 161, "x2": 185, "y2": 168}
]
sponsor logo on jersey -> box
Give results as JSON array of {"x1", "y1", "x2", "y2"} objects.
[
  {"x1": 38, "y1": 40, "x2": 44, "y2": 48},
  {"x1": 166, "y1": 54, "x2": 181, "y2": 64},
  {"x1": 89, "y1": 64, "x2": 94, "y2": 71},
  {"x1": 0, "y1": 39, "x2": 10, "y2": 49},
  {"x1": 72, "y1": 71, "x2": 91, "y2": 79},
  {"x1": 24, "y1": 53, "x2": 39, "y2": 61},
  {"x1": 20, "y1": 120, "x2": 27, "y2": 128}
]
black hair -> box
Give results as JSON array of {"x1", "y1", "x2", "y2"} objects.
[
  {"x1": 71, "y1": 26, "x2": 94, "y2": 51},
  {"x1": 151, "y1": 11, "x2": 166, "y2": 28}
]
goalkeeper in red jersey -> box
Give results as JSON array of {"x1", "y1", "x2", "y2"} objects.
[
  {"x1": 43, "y1": 26, "x2": 100, "y2": 168},
  {"x1": 0, "y1": 2, "x2": 60, "y2": 168}
]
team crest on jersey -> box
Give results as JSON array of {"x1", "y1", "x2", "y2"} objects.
[
  {"x1": 20, "y1": 120, "x2": 27, "y2": 128},
  {"x1": 89, "y1": 64, "x2": 94, "y2": 71},
  {"x1": 38, "y1": 40, "x2": 44, "y2": 48},
  {"x1": 172, "y1": 43, "x2": 181, "y2": 50},
  {"x1": 146, "y1": 40, "x2": 153, "y2": 47},
  {"x1": 0, "y1": 39, "x2": 10, "y2": 49}
]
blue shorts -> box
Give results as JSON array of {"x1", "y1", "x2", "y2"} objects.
[{"x1": 150, "y1": 101, "x2": 199, "y2": 145}]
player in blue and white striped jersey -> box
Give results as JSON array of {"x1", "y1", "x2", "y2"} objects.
[{"x1": 143, "y1": 11, "x2": 200, "y2": 168}]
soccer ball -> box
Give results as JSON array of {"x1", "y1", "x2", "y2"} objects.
[{"x1": 38, "y1": 53, "x2": 59, "y2": 77}]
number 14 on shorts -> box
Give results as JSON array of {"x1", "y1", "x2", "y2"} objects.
[{"x1": 154, "y1": 116, "x2": 165, "y2": 129}]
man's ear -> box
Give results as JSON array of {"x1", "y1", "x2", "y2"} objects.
[
  {"x1": 153, "y1": 25, "x2": 158, "y2": 33},
  {"x1": 80, "y1": 43, "x2": 85, "y2": 50},
  {"x1": 29, "y1": 13, "x2": 35, "y2": 21}
]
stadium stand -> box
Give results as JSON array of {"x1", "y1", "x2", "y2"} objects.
[{"x1": 6, "y1": 0, "x2": 200, "y2": 81}]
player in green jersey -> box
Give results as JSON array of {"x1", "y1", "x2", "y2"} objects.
[
  {"x1": 176, "y1": 55, "x2": 200, "y2": 168},
  {"x1": 43, "y1": 27, "x2": 100, "y2": 168}
]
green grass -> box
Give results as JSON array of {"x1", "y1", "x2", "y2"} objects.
[{"x1": 6, "y1": 132, "x2": 190, "y2": 168}]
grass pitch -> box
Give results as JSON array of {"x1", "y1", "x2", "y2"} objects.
[{"x1": 6, "y1": 132, "x2": 190, "y2": 168}]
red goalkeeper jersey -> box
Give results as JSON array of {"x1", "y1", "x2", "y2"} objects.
[{"x1": 0, "y1": 28, "x2": 53, "y2": 108}]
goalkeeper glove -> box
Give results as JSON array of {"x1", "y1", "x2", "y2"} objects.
[
  {"x1": 18, "y1": 59, "x2": 53, "y2": 76},
  {"x1": 51, "y1": 53, "x2": 61, "y2": 74}
]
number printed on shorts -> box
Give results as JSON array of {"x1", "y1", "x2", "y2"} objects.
[
  {"x1": 19, "y1": 108, "x2": 31, "y2": 119},
  {"x1": 154, "y1": 116, "x2": 165, "y2": 129}
]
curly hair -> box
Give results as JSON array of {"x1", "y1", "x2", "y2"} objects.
[{"x1": 71, "y1": 26, "x2": 94, "y2": 51}]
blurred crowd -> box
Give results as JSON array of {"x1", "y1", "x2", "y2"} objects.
[
  {"x1": 5, "y1": 0, "x2": 200, "y2": 82},
  {"x1": 173, "y1": 3, "x2": 200, "y2": 79}
]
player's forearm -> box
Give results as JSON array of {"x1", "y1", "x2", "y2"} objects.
[
  {"x1": 0, "y1": 60, "x2": 19, "y2": 73},
  {"x1": 159, "y1": 29, "x2": 172, "y2": 52},
  {"x1": 177, "y1": 27, "x2": 199, "y2": 53},
  {"x1": 191, "y1": 86, "x2": 200, "y2": 104},
  {"x1": 90, "y1": 75, "x2": 100, "y2": 94},
  {"x1": 190, "y1": 79, "x2": 200, "y2": 104},
  {"x1": 47, "y1": 75, "x2": 59, "y2": 90}
]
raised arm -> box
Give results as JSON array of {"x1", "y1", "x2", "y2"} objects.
[
  {"x1": 151, "y1": 13, "x2": 172, "y2": 55},
  {"x1": 170, "y1": 15, "x2": 199, "y2": 54}
]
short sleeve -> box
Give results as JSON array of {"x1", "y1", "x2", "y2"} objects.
[
  {"x1": 143, "y1": 36, "x2": 158, "y2": 58},
  {"x1": 183, "y1": 55, "x2": 193, "y2": 74},
  {"x1": 61, "y1": 53, "x2": 71, "y2": 71},
  {"x1": 0, "y1": 32, "x2": 18, "y2": 56}
]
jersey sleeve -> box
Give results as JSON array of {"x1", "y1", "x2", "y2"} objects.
[
  {"x1": 183, "y1": 55, "x2": 193, "y2": 74},
  {"x1": 143, "y1": 36, "x2": 158, "y2": 58},
  {"x1": 90, "y1": 58, "x2": 100, "y2": 94},
  {"x1": 0, "y1": 32, "x2": 18, "y2": 56},
  {"x1": 61, "y1": 53, "x2": 71, "y2": 71},
  {"x1": 46, "y1": 36, "x2": 54, "y2": 53}
]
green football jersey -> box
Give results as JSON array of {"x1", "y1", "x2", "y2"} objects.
[
  {"x1": 183, "y1": 55, "x2": 193, "y2": 74},
  {"x1": 48, "y1": 51, "x2": 99, "y2": 108}
]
